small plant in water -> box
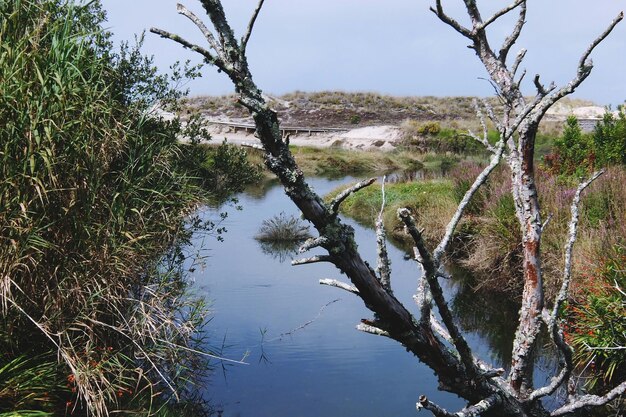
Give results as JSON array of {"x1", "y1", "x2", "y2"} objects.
[{"x1": 255, "y1": 212, "x2": 312, "y2": 242}]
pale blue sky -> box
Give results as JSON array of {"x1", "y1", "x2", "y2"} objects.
[{"x1": 100, "y1": 1, "x2": 626, "y2": 106}]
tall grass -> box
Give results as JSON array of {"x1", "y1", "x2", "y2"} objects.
[{"x1": 0, "y1": 1, "x2": 218, "y2": 415}]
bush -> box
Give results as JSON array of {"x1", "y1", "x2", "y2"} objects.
[
  {"x1": 566, "y1": 244, "x2": 626, "y2": 390},
  {"x1": 594, "y1": 109, "x2": 626, "y2": 167},
  {"x1": 544, "y1": 116, "x2": 595, "y2": 176},
  {"x1": 0, "y1": 1, "x2": 217, "y2": 415},
  {"x1": 545, "y1": 110, "x2": 626, "y2": 175}
]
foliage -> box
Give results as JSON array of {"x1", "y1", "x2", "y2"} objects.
[
  {"x1": 566, "y1": 243, "x2": 626, "y2": 390},
  {"x1": 593, "y1": 109, "x2": 626, "y2": 167},
  {"x1": 0, "y1": 352, "x2": 67, "y2": 416},
  {"x1": 0, "y1": 1, "x2": 220, "y2": 415},
  {"x1": 180, "y1": 142, "x2": 262, "y2": 200},
  {"x1": 544, "y1": 116, "x2": 595, "y2": 176},
  {"x1": 400, "y1": 120, "x2": 485, "y2": 154},
  {"x1": 289, "y1": 147, "x2": 422, "y2": 178},
  {"x1": 545, "y1": 109, "x2": 626, "y2": 176}
]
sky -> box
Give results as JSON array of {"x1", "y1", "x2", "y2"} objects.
[{"x1": 100, "y1": 1, "x2": 626, "y2": 106}]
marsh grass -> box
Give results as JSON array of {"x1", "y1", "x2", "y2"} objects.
[
  {"x1": 288, "y1": 147, "x2": 421, "y2": 177},
  {"x1": 0, "y1": 352, "x2": 66, "y2": 415},
  {"x1": 326, "y1": 179, "x2": 457, "y2": 245},
  {"x1": 255, "y1": 212, "x2": 312, "y2": 243},
  {"x1": 0, "y1": 1, "x2": 223, "y2": 415}
]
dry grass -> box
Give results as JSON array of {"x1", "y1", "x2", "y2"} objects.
[
  {"x1": 184, "y1": 92, "x2": 588, "y2": 138},
  {"x1": 451, "y1": 164, "x2": 626, "y2": 299},
  {"x1": 0, "y1": 3, "x2": 216, "y2": 415}
]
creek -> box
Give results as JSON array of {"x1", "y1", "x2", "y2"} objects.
[{"x1": 190, "y1": 176, "x2": 536, "y2": 417}]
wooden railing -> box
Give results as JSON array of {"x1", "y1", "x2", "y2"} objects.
[{"x1": 207, "y1": 120, "x2": 349, "y2": 137}]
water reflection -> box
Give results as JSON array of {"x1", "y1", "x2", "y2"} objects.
[
  {"x1": 192, "y1": 175, "x2": 534, "y2": 417},
  {"x1": 448, "y1": 266, "x2": 518, "y2": 367},
  {"x1": 257, "y1": 240, "x2": 301, "y2": 263}
]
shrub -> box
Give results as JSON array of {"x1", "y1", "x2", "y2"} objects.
[
  {"x1": 0, "y1": 1, "x2": 216, "y2": 415},
  {"x1": 566, "y1": 244, "x2": 626, "y2": 390},
  {"x1": 544, "y1": 116, "x2": 595, "y2": 176},
  {"x1": 545, "y1": 110, "x2": 626, "y2": 175},
  {"x1": 182, "y1": 141, "x2": 261, "y2": 200},
  {"x1": 255, "y1": 212, "x2": 312, "y2": 242},
  {"x1": 593, "y1": 108, "x2": 626, "y2": 167}
]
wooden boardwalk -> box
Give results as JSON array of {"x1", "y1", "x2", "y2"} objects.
[
  {"x1": 578, "y1": 118, "x2": 602, "y2": 133},
  {"x1": 207, "y1": 120, "x2": 349, "y2": 137}
]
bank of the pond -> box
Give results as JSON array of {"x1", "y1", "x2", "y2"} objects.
[
  {"x1": 325, "y1": 163, "x2": 626, "y2": 394},
  {"x1": 237, "y1": 145, "x2": 429, "y2": 178},
  {"x1": 326, "y1": 178, "x2": 457, "y2": 245}
]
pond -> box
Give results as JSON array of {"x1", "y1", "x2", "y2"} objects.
[{"x1": 190, "y1": 176, "x2": 525, "y2": 417}]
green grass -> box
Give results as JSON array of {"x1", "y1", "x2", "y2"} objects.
[
  {"x1": 327, "y1": 179, "x2": 457, "y2": 245},
  {"x1": 289, "y1": 147, "x2": 423, "y2": 177}
]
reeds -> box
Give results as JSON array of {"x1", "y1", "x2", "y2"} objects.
[
  {"x1": 0, "y1": 1, "x2": 215, "y2": 415},
  {"x1": 255, "y1": 212, "x2": 312, "y2": 243}
]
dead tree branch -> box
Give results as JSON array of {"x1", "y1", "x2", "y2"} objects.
[
  {"x1": 511, "y1": 48, "x2": 527, "y2": 78},
  {"x1": 417, "y1": 393, "x2": 501, "y2": 417},
  {"x1": 357, "y1": 322, "x2": 391, "y2": 337},
  {"x1": 499, "y1": 1, "x2": 526, "y2": 63},
  {"x1": 478, "y1": 0, "x2": 524, "y2": 32},
  {"x1": 398, "y1": 209, "x2": 479, "y2": 379},
  {"x1": 150, "y1": 27, "x2": 220, "y2": 67},
  {"x1": 433, "y1": 140, "x2": 505, "y2": 262},
  {"x1": 551, "y1": 380, "x2": 626, "y2": 416},
  {"x1": 292, "y1": 255, "x2": 333, "y2": 266},
  {"x1": 241, "y1": 0, "x2": 265, "y2": 53},
  {"x1": 319, "y1": 279, "x2": 359, "y2": 295},
  {"x1": 299, "y1": 236, "x2": 328, "y2": 253},
  {"x1": 329, "y1": 177, "x2": 377, "y2": 216},
  {"x1": 529, "y1": 170, "x2": 605, "y2": 402},
  {"x1": 176, "y1": 3, "x2": 221, "y2": 52},
  {"x1": 375, "y1": 176, "x2": 392, "y2": 292},
  {"x1": 551, "y1": 170, "x2": 604, "y2": 326}
]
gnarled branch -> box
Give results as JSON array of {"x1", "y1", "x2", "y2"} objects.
[
  {"x1": 375, "y1": 176, "x2": 392, "y2": 292},
  {"x1": 498, "y1": 0, "x2": 526, "y2": 63},
  {"x1": 417, "y1": 393, "x2": 501, "y2": 417},
  {"x1": 430, "y1": 1, "x2": 472, "y2": 39},
  {"x1": 433, "y1": 139, "x2": 505, "y2": 262},
  {"x1": 319, "y1": 279, "x2": 359, "y2": 295},
  {"x1": 241, "y1": 0, "x2": 265, "y2": 53},
  {"x1": 398, "y1": 208, "x2": 479, "y2": 379},
  {"x1": 299, "y1": 236, "x2": 328, "y2": 253},
  {"x1": 551, "y1": 380, "x2": 626, "y2": 416},
  {"x1": 529, "y1": 170, "x2": 605, "y2": 402},
  {"x1": 292, "y1": 255, "x2": 333, "y2": 266},
  {"x1": 176, "y1": 3, "x2": 221, "y2": 52},
  {"x1": 477, "y1": 0, "x2": 524, "y2": 32},
  {"x1": 329, "y1": 177, "x2": 377, "y2": 216}
]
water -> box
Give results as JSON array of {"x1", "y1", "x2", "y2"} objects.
[{"x1": 189, "y1": 176, "x2": 520, "y2": 417}]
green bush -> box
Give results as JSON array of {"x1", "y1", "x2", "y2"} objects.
[
  {"x1": 567, "y1": 244, "x2": 626, "y2": 390},
  {"x1": 594, "y1": 109, "x2": 626, "y2": 167},
  {"x1": 0, "y1": 1, "x2": 219, "y2": 415},
  {"x1": 544, "y1": 116, "x2": 595, "y2": 176},
  {"x1": 545, "y1": 110, "x2": 626, "y2": 175}
]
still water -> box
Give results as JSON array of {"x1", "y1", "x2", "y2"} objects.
[{"x1": 191, "y1": 176, "x2": 518, "y2": 417}]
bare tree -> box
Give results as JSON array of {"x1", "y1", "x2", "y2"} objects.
[{"x1": 151, "y1": 1, "x2": 625, "y2": 416}]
